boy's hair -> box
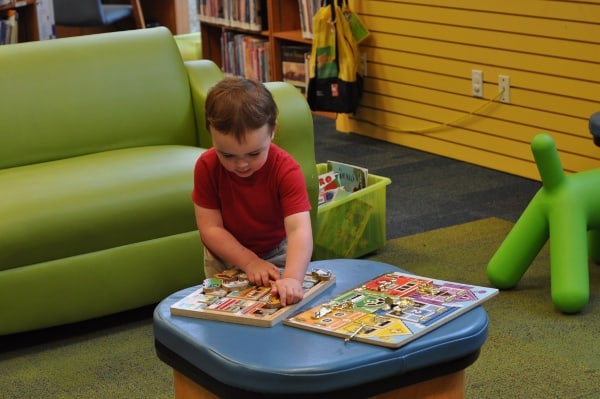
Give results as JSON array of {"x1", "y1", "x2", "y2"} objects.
[{"x1": 205, "y1": 77, "x2": 278, "y2": 143}]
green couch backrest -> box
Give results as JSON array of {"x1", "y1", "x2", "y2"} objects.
[{"x1": 0, "y1": 27, "x2": 197, "y2": 170}]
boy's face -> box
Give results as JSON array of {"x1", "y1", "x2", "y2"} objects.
[{"x1": 212, "y1": 124, "x2": 274, "y2": 178}]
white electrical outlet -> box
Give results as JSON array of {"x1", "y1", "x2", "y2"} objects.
[
  {"x1": 498, "y1": 75, "x2": 510, "y2": 103},
  {"x1": 471, "y1": 69, "x2": 483, "y2": 98}
]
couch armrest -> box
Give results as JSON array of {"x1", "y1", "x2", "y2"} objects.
[
  {"x1": 175, "y1": 33, "x2": 202, "y2": 61},
  {"x1": 185, "y1": 60, "x2": 225, "y2": 148}
]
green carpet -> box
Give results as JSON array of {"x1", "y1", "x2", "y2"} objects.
[
  {"x1": 367, "y1": 217, "x2": 600, "y2": 399},
  {"x1": 0, "y1": 316, "x2": 174, "y2": 399},
  {"x1": 1, "y1": 217, "x2": 598, "y2": 398}
]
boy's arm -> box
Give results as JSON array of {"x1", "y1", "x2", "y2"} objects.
[
  {"x1": 281, "y1": 210, "x2": 313, "y2": 282},
  {"x1": 194, "y1": 204, "x2": 273, "y2": 275},
  {"x1": 271, "y1": 210, "x2": 312, "y2": 306}
]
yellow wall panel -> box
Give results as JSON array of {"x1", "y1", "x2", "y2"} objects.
[
  {"x1": 362, "y1": 1, "x2": 600, "y2": 42},
  {"x1": 403, "y1": 0, "x2": 600, "y2": 24},
  {"x1": 342, "y1": 117, "x2": 599, "y2": 178},
  {"x1": 363, "y1": 79, "x2": 592, "y2": 144},
  {"x1": 365, "y1": 64, "x2": 597, "y2": 139},
  {"x1": 362, "y1": 16, "x2": 600, "y2": 63},
  {"x1": 370, "y1": 34, "x2": 600, "y2": 82},
  {"x1": 341, "y1": 0, "x2": 600, "y2": 179},
  {"x1": 367, "y1": 48, "x2": 600, "y2": 101}
]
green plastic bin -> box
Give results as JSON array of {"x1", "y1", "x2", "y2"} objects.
[{"x1": 313, "y1": 163, "x2": 391, "y2": 260}]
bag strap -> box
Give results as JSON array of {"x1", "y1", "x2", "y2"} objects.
[
  {"x1": 323, "y1": 0, "x2": 350, "y2": 27},
  {"x1": 331, "y1": 1, "x2": 337, "y2": 23}
]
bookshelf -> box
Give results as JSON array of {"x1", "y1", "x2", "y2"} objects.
[
  {"x1": 0, "y1": 0, "x2": 39, "y2": 43},
  {"x1": 140, "y1": 0, "x2": 191, "y2": 35},
  {"x1": 198, "y1": 0, "x2": 316, "y2": 82},
  {"x1": 0, "y1": 0, "x2": 53, "y2": 44}
]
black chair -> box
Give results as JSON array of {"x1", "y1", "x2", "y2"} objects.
[{"x1": 53, "y1": 0, "x2": 144, "y2": 37}]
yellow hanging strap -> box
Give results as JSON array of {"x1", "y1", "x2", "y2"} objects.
[{"x1": 310, "y1": 3, "x2": 338, "y2": 79}]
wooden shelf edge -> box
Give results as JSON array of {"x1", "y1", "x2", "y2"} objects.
[
  {"x1": 273, "y1": 30, "x2": 312, "y2": 44},
  {"x1": 0, "y1": 0, "x2": 35, "y2": 12}
]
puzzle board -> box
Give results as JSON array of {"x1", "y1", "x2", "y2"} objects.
[
  {"x1": 170, "y1": 268, "x2": 336, "y2": 327},
  {"x1": 284, "y1": 271, "x2": 498, "y2": 348}
]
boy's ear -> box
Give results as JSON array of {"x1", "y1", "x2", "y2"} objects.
[{"x1": 271, "y1": 122, "x2": 278, "y2": 139}]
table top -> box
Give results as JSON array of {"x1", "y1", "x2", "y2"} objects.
[{"x1": 154, "y1": 259, "x2": 489, "y2": 394}]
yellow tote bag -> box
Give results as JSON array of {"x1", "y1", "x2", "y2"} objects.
[{"x1": 307, "y1": 0, "x2": 367, "y2": 114}]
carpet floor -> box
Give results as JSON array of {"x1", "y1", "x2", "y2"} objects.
[
  {"x1": 2, "y1": 218, "x2": 598, "y2": 398},
  {"x1": 366, "y1": 217, "x2": 600, "y2": 399}
]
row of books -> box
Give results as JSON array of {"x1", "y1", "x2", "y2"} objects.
[
  {"x1": 0, "y1": 10, "x2": 18, "y2": 45},
  {"x1": 298, "y1": 0, "x2": 321, "y2": 39},
  {"x1": 0, "y1": 0, "x2": 54, "y2": 44},
  {"x1": 197, "y1": 0, "x2": 321, "y2": 37},
  {"x1": 221, "y1": 31, "x2": 271, "y2": 82},
  {"x1": 198, "y1": 0, "x2": 265, "y2": 32},
  {"x1": 319, "y1": 161, "x2": 369, "y2": 206},
  {"x1": 281, "y1": 44, "x2": 311, "y2": 94}
]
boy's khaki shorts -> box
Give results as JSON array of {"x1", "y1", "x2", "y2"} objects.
[{"x1": 203, "y1": 240, "x2": 287, "y2": 279}]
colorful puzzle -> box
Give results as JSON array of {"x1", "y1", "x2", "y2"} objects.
[
  {"x1": 170, "y1": 268, "x2": 336, "y2": 327},
  {"x1": 284, "y1": 271, "x2": 498, "y2": 348}
]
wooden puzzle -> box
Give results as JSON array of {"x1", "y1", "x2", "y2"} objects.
[
  {"x1": 170, "y1": 268, "x2": 336, "y2": 327},
  {"x1": 284, "y1": 271, "x2": 498, "y2": 348}
]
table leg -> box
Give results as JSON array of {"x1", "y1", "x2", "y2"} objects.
[
  {"x1": 172, "y1": 369, "x2": 465, "y2": 399},
  {"x1": 174, "y1": 370, "x2": 218, "y2": 399},
  {"x1": 371, "y1": 370, "x2": 465, "y2": 399}
]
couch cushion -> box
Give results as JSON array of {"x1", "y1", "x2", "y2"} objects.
[{"x1": 0, "y1": 145, "x2": 205, "y2": 271}]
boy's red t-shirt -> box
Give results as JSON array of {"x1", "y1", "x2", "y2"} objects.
[{"x1": 191, "y1": 143, "x2": 311, "y2": 257}]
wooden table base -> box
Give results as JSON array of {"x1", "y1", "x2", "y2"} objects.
[{"x1": 172, "y1": 369, "x2": 465, "y2": 399}]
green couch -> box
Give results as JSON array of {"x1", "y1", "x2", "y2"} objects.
[
  {"x1": 0, "y1": 27, "x2": 318, "y2": 336},
  {"x1": 174, "y1": 32, "x2": 203, "y2": 61}
]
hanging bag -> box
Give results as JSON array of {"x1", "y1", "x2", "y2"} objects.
[{"x1": 307, "y1": 0, "x2": 367, "y2": 114}]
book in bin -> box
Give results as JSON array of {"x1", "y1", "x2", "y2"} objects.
[{"x1": 327, "y1": 160, "x2": 368, "y2": 193}]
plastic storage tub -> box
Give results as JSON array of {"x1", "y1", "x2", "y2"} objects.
[{"x1": 313, "y1": 163, "x2": 391, "y2": 260}]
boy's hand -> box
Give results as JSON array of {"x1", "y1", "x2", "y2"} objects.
[
  {"x1": 271, "y1": 278, "x2": 304, "y2": 307},
  {"x1": 244, "y1": 258, "x2": 281, "y2": 287}
]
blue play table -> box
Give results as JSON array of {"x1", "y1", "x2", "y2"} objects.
[{"x1": 154, "y1": 259, "x2": 489, "y2": 398}]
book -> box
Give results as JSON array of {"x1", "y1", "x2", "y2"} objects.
[
  {"x1": 327, "y1": 160, "x2": 368, "y2": 193},
  {"x1": 298, "y1": 0, "x2": 321, "y2": 39},
  {"x1": 281, "y1": 44, "x2": 311, "y2": 94},
  {"x1": 285, "y1": 271, "x2": 498, "y2": 348},
  {"x1": 0, "y1": 9, "x2": 18, "y2": 45},
  {"x1": 199, "y1": 0, "x2": 262, "y2": 32},
  {"x1": 243, "y1": 35, "x2": 265, "y2": 80}
]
